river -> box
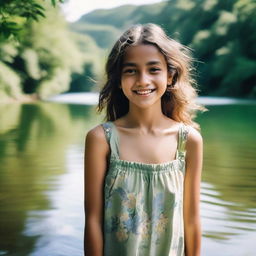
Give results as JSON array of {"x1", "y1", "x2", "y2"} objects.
[{"x1": 0, "y1": 94, "x2": 255, "y2": 255}]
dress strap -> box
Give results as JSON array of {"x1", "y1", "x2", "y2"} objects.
[
  {"x1": 176, "y1": 124, "x2": 189, "y2": 160},
  {"x1": 102, "y1": 122, "x2": 112, "y2": 143},
  {"x1": 101, "y1": 122, "x2": 120, "y2": 159}
]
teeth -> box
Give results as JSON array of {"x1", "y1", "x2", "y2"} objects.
[{"x1": 135, "y1": 89, "x2": 153, "y2": 95}]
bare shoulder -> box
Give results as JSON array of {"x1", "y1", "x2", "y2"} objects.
[
  {"x1": 85, "y1": 124, "x2": 109, "y2": 153},
  {"x1": 185, "y1": 125, "x2": 203, "y2": 170},
  {"x1": 85, "y1": 124, "x2": 106, "y2": 143},
  {"x1": 186, "y1": 125, "x2": 203, "y2": 149},
  {"x1": 84, "y1": 124, "x2": 110, "y2": 167}
]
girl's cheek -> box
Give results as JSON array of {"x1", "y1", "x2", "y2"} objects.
[{"x1": 122, "y1": 77, "x2": 134, "y2": 83}]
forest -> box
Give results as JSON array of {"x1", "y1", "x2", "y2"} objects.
[{"x1": 0, "y1": 0, "x2": 255, "y2": 101}]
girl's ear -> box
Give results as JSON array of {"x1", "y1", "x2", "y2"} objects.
[
  {"x1": 167, "y1": 77, "x2": 173, "y2": 85},
  {"x1": 167, "y1": 72, "x2": 173, "y2": 85},
  {"x1": 168, "y1": 69, "x2": 178, "y2": 86}
]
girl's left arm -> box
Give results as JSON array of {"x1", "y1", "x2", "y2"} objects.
[{"x1": 184, "y1": 127, "x2": 203, "y2": 256}]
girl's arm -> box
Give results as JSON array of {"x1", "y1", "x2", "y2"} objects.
[
  {"x1": 184, "y1": 127, "x2": 203, "y2": 256},
  {"x1": 84, "y1": 126, "x2": 109, "y2": 256}
]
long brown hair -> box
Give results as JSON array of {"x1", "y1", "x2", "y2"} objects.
[{"x1": 98, "y1": 23, "x2": 205, "y2": 129}]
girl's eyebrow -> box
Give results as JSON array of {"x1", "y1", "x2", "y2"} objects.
[{"x1": 122, "y1": 61, "x2": 162, "y2": 67}]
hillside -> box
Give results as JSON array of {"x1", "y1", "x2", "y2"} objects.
[
  {"x1": 77, "y1": 3, "x2": 166, "y2": 28},
  {"x1": 70, "y1": 2, "x2": 167, "y2": 49}
]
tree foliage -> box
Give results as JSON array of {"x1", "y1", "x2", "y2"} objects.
[
  {"x1": 0, "y1": 0, "x2": 64, "y2": 40},
  {"x1": 0, "y1": 1, "x2": 101, "y2": 101}
]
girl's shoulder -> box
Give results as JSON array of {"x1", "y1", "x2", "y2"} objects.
[
  {"x1": 185, "y1": 125, "x2": 203, "y2": 150},
  {"x1": 85, "y1": 124, "x2": 108, "y2": 145}
]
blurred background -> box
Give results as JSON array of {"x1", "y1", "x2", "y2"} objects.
[{"x1": 0, "y1": 0, "x2": 255, "y2": 255}]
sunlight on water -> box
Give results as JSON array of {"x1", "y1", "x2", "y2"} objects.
[
  {"x1": 201, "y1": 182, "x2": 256, "y2": 255},
  {"x1": 46, "y1": 92, "x2": 256, "y2": 106},
  {"x1": 24, "y1": 146, "x2": 84, "y2": 256},
  {"x1": 46, "y1": 92, "x2": 99, "y2": 105}
]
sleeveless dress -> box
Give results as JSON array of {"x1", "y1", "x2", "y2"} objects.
[{"x1": 102, "y1": 122, "x2": 189, "y2": 256}]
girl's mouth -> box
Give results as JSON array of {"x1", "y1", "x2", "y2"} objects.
[{"x1": 133, "y1": 89, "x2": 156, "y2": 95}]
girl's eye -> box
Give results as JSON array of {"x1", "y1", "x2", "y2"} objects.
[
  {"x1": 123, "y1": 69, "x2": 136, "y2": 74},
  {"x1": 150, "y1": 67, "x2": 161, "y2": 73}
]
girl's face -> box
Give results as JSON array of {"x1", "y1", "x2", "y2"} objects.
[{"x1": 120, "y1": 44, "x2": 173, "y2": 110}]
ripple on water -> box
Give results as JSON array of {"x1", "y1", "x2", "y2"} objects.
[{"x1": 201, "y1": 181, "x2": 256, "y2": 243}]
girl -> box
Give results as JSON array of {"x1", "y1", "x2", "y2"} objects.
[{"x1": 84, "y1": 23, "x2": 203, "y2": 256}]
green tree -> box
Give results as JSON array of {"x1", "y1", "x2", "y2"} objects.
[
  {"x1": 0, "y1": 1, "x2": 101, "y2": 101},
  {"x1": 0, "y1": 0, "x2": 63, "y2": 40}
]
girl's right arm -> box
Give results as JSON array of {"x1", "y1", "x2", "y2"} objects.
[{"x1": 84, "y1": 125, "x2": 109, "y2": 256}]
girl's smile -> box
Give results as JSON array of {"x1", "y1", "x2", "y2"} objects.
[{"x1": 132, "y1": 88, "x2": 156, "y2": 96}]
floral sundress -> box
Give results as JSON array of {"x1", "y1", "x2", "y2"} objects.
[{"x1": 102, "y1": 122, "x2": 189, "y2": 256}]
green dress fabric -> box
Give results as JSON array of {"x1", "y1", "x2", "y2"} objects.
[{"x1": 102, "y1": 122, "x2": 189, "y2": 256}]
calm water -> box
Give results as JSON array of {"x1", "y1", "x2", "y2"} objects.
[{"x1": 0, "y1": 100, "x2": 255, "y2": 255}]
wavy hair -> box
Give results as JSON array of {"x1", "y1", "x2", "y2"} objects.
[{"x1": 98, "y1": 23, "x2": 205, "y2": 129}]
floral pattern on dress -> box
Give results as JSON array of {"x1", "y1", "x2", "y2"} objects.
[{"x1": 104, "y1": 174, "x2": 174, "y2": 247}]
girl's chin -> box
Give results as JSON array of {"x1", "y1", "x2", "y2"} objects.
[{"x1": 128, "y1": 100, "x2": 162, "y2": 110}]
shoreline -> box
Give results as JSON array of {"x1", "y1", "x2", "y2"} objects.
[
  {"x1": 1, "y1": 92, "x2": 255, "y2": 106},
  {"x1": 0, "y1": 93, "x2": 39, "y2": 104},
  {"x1": 45, "y1": 93, "x2": 256, "y2": 106}
]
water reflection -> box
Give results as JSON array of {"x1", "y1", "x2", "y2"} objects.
[
  {"x1": 199, "y1": 105, "x2": 256, "y2": 208},
  {"x1": 24, "y1": 146, "x2": 84, "y2": 256},
  {"x1": 0, "y1": 102, "x2": 255, "y2": 255},
  {"x1": 0, "y1": 102, "x2": 101, "y2": 255},
  {"x1": 198, "y1": 104, "x2": 256, "y2": 255}
]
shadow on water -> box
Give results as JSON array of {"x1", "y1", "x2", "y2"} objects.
[{"x1": 0, "y1": 100, "x2": 255, "y2": 255}]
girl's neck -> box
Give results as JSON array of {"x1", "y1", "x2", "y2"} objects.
[{"x1": 124, "y1": 105, "x2": 167, "y2": 129}]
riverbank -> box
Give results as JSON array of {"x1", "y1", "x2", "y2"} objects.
[
  {"x1": 1, "y1": 92, "x2": 255, "y2": 106},
  {"x1": 0, "y1": 93, "x2": 39, "y2": 104},
  {"x1": 46, "y1": 93, "x2": 256, "y2": 106}
]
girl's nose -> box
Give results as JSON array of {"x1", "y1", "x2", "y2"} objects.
[{"x1": 136, "y1": 72, "x2": 150, "y2": 86}]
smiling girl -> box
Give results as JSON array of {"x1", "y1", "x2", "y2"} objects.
[{"x1": 84, "y1": 23, "x2": 203, "y2": 256}]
